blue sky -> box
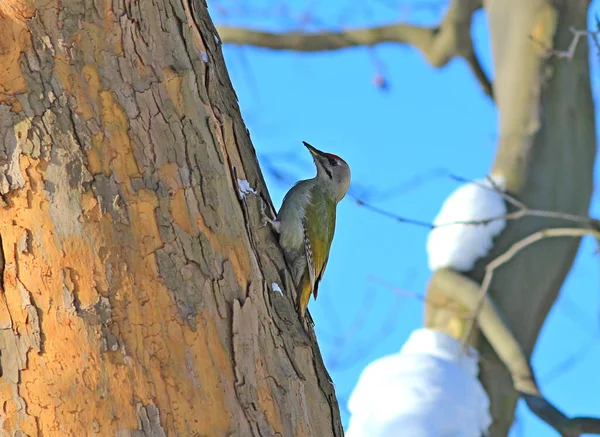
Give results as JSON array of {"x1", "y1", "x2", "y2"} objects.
[{"x1": 212, "y1": 1, "x2": 600, "y2": 435}]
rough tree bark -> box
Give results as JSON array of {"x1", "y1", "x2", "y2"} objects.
[
  {"x1": 217, "y1": 0, "x2": 597, "y2": 436},
  {"x1": 0, "y1": 0, "x2": 343, "y2": 435}
]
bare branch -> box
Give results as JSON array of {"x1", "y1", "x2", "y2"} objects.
[
  {"x1": 431, "y1": 265, "x2": 600, "y2": 437},
  {"x1": 381, "y1": 269, "x2": 600, "y2": 436},
  {"x1": 216, "y1": 0, "x2": 493, "y2": 99},
  {"x1": 520, "y1": 395, "x2": 600, "y2": 437},
  {"x1": 263, "y1": 160, "x2": 600, "y2": 238},
  {"x1": 350, "y1": 194, "x2": 435, "y2": 228},
  {"x1": 218, "y1": 23, "x2": 432, "y2": 51},
  {"x1": 349, "y1": 174, "x2": 599, "y2": 231},
  {"x1": 529, "y1": 27, "x2": 600, "y2": 61},
  {"x1": 462, "y1": 227, "x2": 600, "y2": 354},
  {"x1": 370, "y1": 275, "x2": 473, "y2": 318},
  {"x1": 430, "y1": 269, "x2": 538, "y2": 393},
  {"x1": 458, "y1": 227, "x2": 600, "y2": 436},
  {"x1": 436, "y1": 176, "x2": 597, "y2": 228}
]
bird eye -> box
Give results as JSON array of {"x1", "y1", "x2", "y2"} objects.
[{"x1": 328, "y1": 158, "x2": 339, "y2": 167}]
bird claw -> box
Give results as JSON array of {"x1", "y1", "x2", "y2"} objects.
[
  {"x1": 259, "y1": 198, "x2": 269, "y2": 228},
  {"x1": 259, "y1": 197, "x2": 279, "y2": 231},
  {"x1": 299, "y1": 309, "x2": 315, "y2": 333}
]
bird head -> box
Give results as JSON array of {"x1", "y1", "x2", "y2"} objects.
[{"x1": 303, "y1": 141, "x2": 351, "y2": 202}]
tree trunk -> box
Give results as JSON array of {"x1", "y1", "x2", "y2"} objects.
[
  {"x1": 0, "y1": 1, "x2": 343, "y2": 436},
  {"x1": 480, "y1": 1, "x2": 595, "y2": 435},
  {"x1": 426, "y1": 1, "x2": 595, "y2": 436}
]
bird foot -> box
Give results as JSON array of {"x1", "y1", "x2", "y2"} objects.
[
  {"x1": 259, "y1": 197, "x2": 280, "y2": 232},
  {"x1": 298, "y1": 307, "x2": 315, "y2": 333}
]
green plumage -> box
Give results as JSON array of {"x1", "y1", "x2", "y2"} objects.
[
  {"x1": 302, "y1": 185, "x2": 336, "y2": 298},
  {"x1": 277, "y1": 180, "x2": 336, "y2": 307},
  {"x1": 264, "y1": 141, "x2": 350, "y2": 318}
]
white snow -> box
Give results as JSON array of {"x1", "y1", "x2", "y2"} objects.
[
  {"x1": 426, "y1": 175, "x2": 507, "y2": 271},
  {"x1": 271, "y1": 282, "x2": 283, "y2": 295},
  {"x1": 200, "y1": 51, "x2": 209, "y2": 63},
  {"x1": 346, "y1": 328, "x2": 491, "y2": 437},
  {"x1": 237, "y1": 179, "x2": 257, "y2": 199}
]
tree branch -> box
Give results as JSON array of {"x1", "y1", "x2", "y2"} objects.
[
  {"x1": 347, "y1": 173, "x2": 599, "y2": 232},
  {"x1": 462, "y1": 227, "x2": 600, "y2": 353},
  {"x1": 216, "y1": 0, "x2": 493, "y2": 99},
  {"x1": 454, "y1": 226, "x2": 600, "y2": 437},
  {"x1": 477, "y1": 5, "x2": 596, "y2": 432},
  {"x1": 217, "y1": 23, "x2": 434, "y2": 52},
  {"x1": 431, "y1": 264, "x2": 600, "y2": 437}
]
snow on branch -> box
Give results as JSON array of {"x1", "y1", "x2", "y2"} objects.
[
  {"x1": 261, "y1": 159, "x2": 599, "y2": 234},
  {"x1": 345, "y1": 328, "x2": 491, "y2": 437},
  {"x1": 426, "y1": 175, "x2": 508, "y2": 272}
]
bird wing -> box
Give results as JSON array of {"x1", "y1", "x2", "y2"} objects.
[
  {"x1": 313, "y1": 256, "x2": 329, "y2": 299},
  {"x1": 302, "y1": 218, "x2": 316, "y2": 293},
  {"x1": 303, "y1": 191, "x2": 336, "y2": 300}
]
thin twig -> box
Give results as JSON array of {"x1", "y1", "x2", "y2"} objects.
[
  {"x1": 368, "y1": 275, "x2": 473, "y2": 318},
  {"x1": 352, "y1": 173, "x2": 598, "y2": 230},
  {"x1": 529, "y1": 27, "x2": 600, "y2": 61},
  {"x1": 349, "y1": 194, "x2": 434, "y2": 228},
  {"x1": 264, "y1": 162, "x2": 600, "y2": 232},
  {"x1": 461, "y1": 227, "x2": 600, "y2": 355}
]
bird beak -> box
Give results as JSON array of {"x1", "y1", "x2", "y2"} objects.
[{"x1": 303, "y1": 141, "x2": 327, "y2": 158}]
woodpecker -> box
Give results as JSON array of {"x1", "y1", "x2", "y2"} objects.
[{"x1": 262, "y1": 141, "x2": 351, "y2": 318}]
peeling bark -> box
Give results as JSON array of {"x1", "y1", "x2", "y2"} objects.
[{"x1": 0, "y1": 0, "x2": 342, "y2": 435}]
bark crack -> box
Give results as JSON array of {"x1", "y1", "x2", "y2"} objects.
[{"x1": 0, "y1": 233, "x2": 5, "y2": 292}]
